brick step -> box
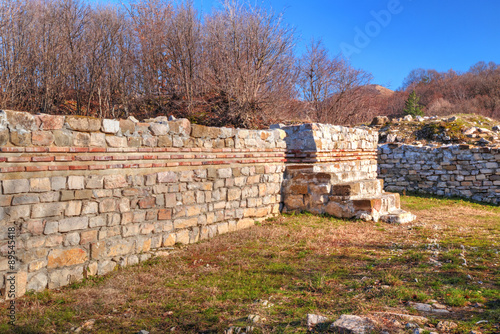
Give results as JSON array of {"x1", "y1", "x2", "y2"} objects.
[
  {"x1": 380, "y1": 210, "x2": 417, "y2": 224},
  {"x1": 329, "y1": 179, "x2": 384, "y2": 198},
  {"x1": 350, "y1": 192, "x2": 400, "y2": 215}
]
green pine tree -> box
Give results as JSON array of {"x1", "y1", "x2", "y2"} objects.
[{"x1": 403, "y1": 90, "x2": 424, "y2": 117}]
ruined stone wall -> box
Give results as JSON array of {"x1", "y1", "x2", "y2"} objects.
[
  {"x1": 0, "y1": 111, "x2": 286, "y2": 299},
  {"x1": 0, "y1": 111, "x2": 379, "y2": 300},
  {"x1": 378, "y1": 144, "x2": 500, "y2": 204}
]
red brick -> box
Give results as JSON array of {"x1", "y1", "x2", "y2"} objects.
[
  {"x1": 48, "y1": 165, "x2": 69, "y2": 171},
  {"x1": 48, "y1": 147, "x2": 69, "y2": 153},
  {"x1": 1, "y1": 166, "x2": 25, "y2": 172},
  {"x1": 89, "y1": 147, "x2": 106, "y2": 153},
  {"x1": 89, "y1": 165, "x2": 106, "y2": 170},
  {"x1": 25, "y1": 147, "x2": 48, "y2": 153},
  {"x1": 55, "y1": 156, "x2": 73, "y2": 162},
  {"x1": 138, "y1": 163, "x2": 152, "y2": 168},
  {"x1": 143, "y1": 155, "x2": 157, "y2": 160},
  {"x1": 95, "y1": 156, "x2": 113, "y2": 161},
  {"x1": 7, "y1": 157, "x2": 31, "y2": 162},
  {"x1": 31, "y1": 156, "x2": 54, "y2": 162},
  {"x1": 138, "y1": 148, "x2": 153, "y2": 152},
  {"x1": 75, "y1": 156, "x2": 94, "y2": 161},
  {"x1": 26, "y1": 166, "x2": 49, "y2": 172},
  {"x1": 106, "y1": 148, "x2": 123, "y2": 152},
  {"x1": 106, "y1": 164, "x2": 123, "y2": 169},
  {"x1": 1, "y1": 147, "x2": 24, "y2": 152},
  {"x1": 69, "y1": 147, "x2": 88, "y2": 153},
  {"x1": 69, "y1": 165, "x2": 88, "y2": 170}
]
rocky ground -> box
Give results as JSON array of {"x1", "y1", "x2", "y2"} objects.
[{"x1": 368, "y1": 114, "x2": 500, "y2": 147}]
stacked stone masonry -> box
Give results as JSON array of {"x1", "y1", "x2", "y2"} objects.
[
  {"x1": 378, "y1": 144, "x2": 500, "y2": 204},
  {"x1": 279, "y1": 123, "x2": 415, "y2": 224},
  {"x1": 0, "y1": 110, "x2": 411, "y2": 300}
]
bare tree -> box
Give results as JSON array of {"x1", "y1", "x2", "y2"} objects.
[
  {"x1": 203, "y1": 0, "x2": 296, "y2": 127},
  {"x1": 298, "y1": 39, "x2": 372, "y2": 125}
]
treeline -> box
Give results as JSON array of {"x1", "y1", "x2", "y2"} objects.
[
  {"x1": 0, "y1": 0, "x2": 372, "y2": 128},
  {"x1": 380, "y1": 61, "x2": 500, "y2": 120}
]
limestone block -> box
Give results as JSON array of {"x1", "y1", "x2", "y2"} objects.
[
  {"x1": 68, "y1": 176, "x2": 85, "y2": 190},
  {"x1": 122, "y1": 224, "x2": 140, "y2": 237},
  {"x1": 163, "y1": 233, "x2": 175, "y2": 246},
  {"x1": 51, "y1": 177, "x2": 67, "y2": 191},
  {"x1": 142, "y1": 135, "x2": 158, "y2": 147},
  {"x1": 3, "y1": 179, "x2": 29, "y2": 194},
  {"x1": 119, "y1": 119, "x2": 135, "y2": 135},
  {"x1": 65, "y1": 201, "x2": 82, "y2": 216},
  {"x1": 174, "y1": 217, "x2": 197, "y2": 229},
  {"x1": 102, "y1": 119, "x2": 120, "y2": 134},
  {"x1": 6, "y1": 205, "x2": 30, "y2": 220},
  {"x1": 90, "y1": 132, "x2": 106, "y2": 146},
  {"x1": 98, "y1": 260, "x2": 116, "y2": 276},
  {"x1": 106, "y1": 135, "x2": 127, "y2": 148},
  {"x1": 175, "y1": 229, "x2": 190, "y2": 244},
  {"x1": 47, "y1": 248, "x2": 87, "y2": 269},
  {"x1": 128, "y1": 136, "x2": 142, "y2": 147},
  {"x1": 0, "y1": 129, "x2": 8, "y2": 145},
  {"x1": 59, "y1": 217, "x2": 88, "y2": 232},
  {"x1": 104, "y1": 175, "x2": 127, "y2": 189},
  {"x1": 150, "y1": 123, "x2": 169, "y2": 136},
  {"x1": 32, "y1": 202, "x2": 66, "y2": 218},
  {"x1": 169, "y1": 118, "x2": 191, "y2": 137},
  {"x1": 36, "y1": 114, "x2": 64, "y2": 130},
  {"x1": 66, "y1": 116, "x2": 101, "y2": 132},
  {"x1": 63, "y1": 232, "x2": 81, "y2": 246},
  {"x1": 32, "y1": 131, "x2": 54, "y2": 146},
  {"x1": 89, "y1": 215, "x2": 106, "y2": 228},
  {"x1": 53, "y1": 129, "x2": 72, "y2": 146},
  {"x1": 73, "y1": 132, "x2": 91, "y2": 146},
  {"x1": 158, "y1": 135, "x2": 173, "y2": 147},
  {"x1": 157, "y1": 171, "x2": 177, "y2": 184}
]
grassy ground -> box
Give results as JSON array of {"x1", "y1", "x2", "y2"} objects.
[{"x1": 1, "y1": 195, "x2": 499, "y2": 333}]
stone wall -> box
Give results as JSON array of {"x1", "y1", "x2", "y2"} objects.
[
  {"x1": 378, "y1": 143, "x2": 500, "y2": 204},
  {"x1": 280, "y1": 124, "x2": 415, "y2": 224},
  {"x1": 0, "y1": 110, "x2": 387, "y2": 300},
  {"x1": 0, "y1": 110, "x2": 287, "y2": 299}
]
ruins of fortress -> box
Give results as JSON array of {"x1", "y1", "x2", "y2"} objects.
[{"x1": 0, "y1": 110, "x2": 498, "y2": 300}]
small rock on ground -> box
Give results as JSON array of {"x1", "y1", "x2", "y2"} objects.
[
  {"x1": 225, "y1": 326, "x2": 254, "y2": 334},
  {"x1": 437, "y1": 321, "x2": 458, "y2": 331},
  {"x1": 306, "y1": 314, "x2": 328, "y2": 328},
  {"x1": 330, "y1": 314, "x2": 375, "y2": 334}
]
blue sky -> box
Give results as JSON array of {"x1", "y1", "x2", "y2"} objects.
[{"x1": 96, "y1": 0, "x2": 500, "y2": 90}]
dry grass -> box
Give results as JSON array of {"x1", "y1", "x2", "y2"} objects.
[{"x1": 1, "y1": 195, "x2": 499, "y2": 333}]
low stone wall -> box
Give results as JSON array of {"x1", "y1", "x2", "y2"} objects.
[
  {"x1": 0, "y1": 111, "x2": 385, "y2": 300},
  {"x1": 0, "y1": 110, "x2": 287, "y2": 299},
  {"x1": 378, "y1": 144, "x2": 500, "y2": 204}
]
